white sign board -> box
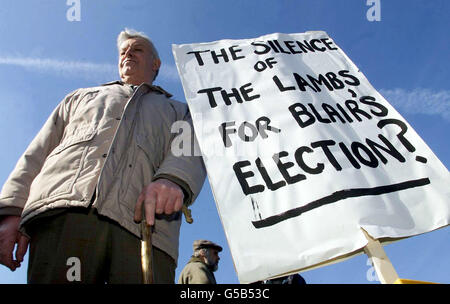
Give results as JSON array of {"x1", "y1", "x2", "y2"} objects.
[{"x1": 172, "y1": 31, "x2": 450, "y2": 284}]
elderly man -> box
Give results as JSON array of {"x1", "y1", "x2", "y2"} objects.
[
  {"x1": 178, "y1": 239, "x2": 222, "y2": 284},
  {"x1": 0, "y1": 29, "x2": 205, "y2": 283}
]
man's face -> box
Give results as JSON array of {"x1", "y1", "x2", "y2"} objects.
[
  {"x1": 205, "y1": 249, "x2": 220, "y2": 272},
  {"x1": 118, "y1": 38, "x2": 161, "y2": 85}
]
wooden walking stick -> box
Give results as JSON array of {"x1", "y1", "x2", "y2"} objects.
[
  {"x1": 140, "y1": 205, "x2": 193, "y2": 284},
  {"x1": 141, "y1": 211, "x2": 154, "y2": 284}
]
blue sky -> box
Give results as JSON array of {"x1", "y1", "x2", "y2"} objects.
[{"x1": 0, "y1": 0, "x2": 448, "y2": 284}]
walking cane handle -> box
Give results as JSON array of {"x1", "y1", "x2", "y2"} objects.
[{"x1": 181, "y1": 205, "x2": 193, "y2": 224}]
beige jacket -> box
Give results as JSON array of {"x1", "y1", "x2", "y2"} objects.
[
  {"x1": 0, "y1": 81, "x2": 206, "y2": 262},
  {"x1": 178, "y1": 257, "x2": 217, "y2": 284}
]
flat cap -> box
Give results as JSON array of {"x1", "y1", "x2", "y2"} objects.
[{"x1": 193, "y1": 239, "x2": 223, "y2": 252}]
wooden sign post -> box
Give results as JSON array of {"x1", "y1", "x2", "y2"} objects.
[{"x1": 362, "y1": 229, "x2": 399, "y2": 284}]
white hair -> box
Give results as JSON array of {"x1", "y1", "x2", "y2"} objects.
[
  {"x1": 194, "y1": 248, "x2": 208, "y2": 258},
  {"x1": 117, "y1": 28, "x2": 160, "y2": 59}
]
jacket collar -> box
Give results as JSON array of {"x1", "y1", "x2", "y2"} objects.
[
  {"x1": 188, "y1": 256, "x2": 207, "y2": 265},
  {"x1": 102, "y1": 80, "x2": 173, "y2": 98},
  {"x1": 188, "y1": 256, "x2": 217, "y2": 276}
]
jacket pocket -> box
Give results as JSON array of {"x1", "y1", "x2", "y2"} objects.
[
  {"x1": 119, "y1": 134, "x2": 155, "y2": 212},
  {"x1": 27, "y1": 127, "x2": 98, "y2": 205},
  {"x1": 48, "y1": 126, "x2": 97, "y2": 158}
]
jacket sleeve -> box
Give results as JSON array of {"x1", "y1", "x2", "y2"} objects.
[
  {"x1": 152, "y1": 107, "x2": 206, "y2": 206},
  {"x1": 0, "y1": 90, "x2": 79, "y2": 216}
]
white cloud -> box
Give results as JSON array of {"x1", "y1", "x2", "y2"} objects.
[
  {"x1": 0, "y1": 55, "x2": 179, "y2": 82},
  {"x1": 0, "y1": 56, "x2": 116, "y2": 80},
  {"x1": 380, "y1": 88, "x2": 450, "y2": 122}
]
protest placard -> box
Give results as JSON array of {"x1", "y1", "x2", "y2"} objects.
[{"x1": 172, "y1": 31, "x2": 450, "y2": 283}]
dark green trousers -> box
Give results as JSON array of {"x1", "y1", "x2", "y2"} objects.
[{"x1": 26, "y1": 207, "x2": 176, "y2": 284}]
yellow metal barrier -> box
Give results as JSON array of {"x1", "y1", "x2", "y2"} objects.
[{"x1": 394, "y1": 278, "x2": 439, "y2": 284}]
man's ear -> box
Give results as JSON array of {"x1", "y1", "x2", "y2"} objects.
[{"x1": 152, "y1": 58, "x2": 161, "y2": 71}]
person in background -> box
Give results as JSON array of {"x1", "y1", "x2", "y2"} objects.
[{"x1": 178, "y1": 239, "x2": 222, "y2": 284}]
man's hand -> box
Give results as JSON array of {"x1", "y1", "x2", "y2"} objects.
[
  {"x1": 134, "y1": 179, "x2": 184, "y2": 226},
  {"x1": 0, "y1": 215, "x2": 29, "y2": 271}
]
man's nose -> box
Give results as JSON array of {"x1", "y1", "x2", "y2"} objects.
[{"x1": 124, "y1": 47, "x2": 133, "y2": 58}]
